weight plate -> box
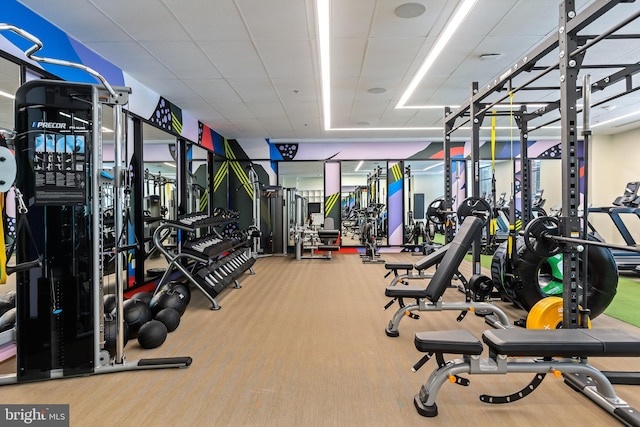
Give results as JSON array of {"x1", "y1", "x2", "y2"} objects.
[
  {"x1": 522, "y1": 216, "x2": 561, "y2": 258},
  {"x1": 457, "y1": 196, "x2": 491, "y2": 225},
  {"x1": 426, "y1": 197, "x2": 446, "y2": 225},
  {"x1": 526, "y1": 296, "x2": 591, "y2": 329}
]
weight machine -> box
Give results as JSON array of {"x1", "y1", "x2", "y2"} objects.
[
  {"x1": 292, "y1": 194, "x2": 341, "y2": 260},
  {"x1": 359, "y1": 166, "x2": 386, "y2": 263},
  {"x1": 0, "y1": 24, "x2": 190, "y2": 385}
]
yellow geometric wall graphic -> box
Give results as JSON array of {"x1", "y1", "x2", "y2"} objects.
[
  {"x1": 390, "y1": 163, "x2": 402, "y2": 181},
  {"x1": 213, "y1": 161, "x2": 229, "y2": 192},
  {"x1": 199, "y1": 188, "x2": 209, "y2": 211},
  {"x1": 325, "y1": 192, "x2": 340, "y2": 216},
  {"x1": 224, "y1": 139, "x2": 253, "y2": 199},
  {"x1": 171, "y1": 112, "x2": 183, "y2": 135}
]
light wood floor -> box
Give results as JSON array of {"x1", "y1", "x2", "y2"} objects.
[{"x1": 0, "y1": 252, "x2": 639, "y2": 426}]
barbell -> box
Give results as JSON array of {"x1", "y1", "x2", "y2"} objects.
[
  {"x1": 522, "y1": 215, "x2": 640, "y2": 258},
  {"x1": 426, "y1": 196, "x2": 492, "y2": 226}
]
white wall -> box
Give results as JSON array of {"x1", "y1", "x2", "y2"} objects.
[
  {"x1": 538, "y1": 160, "x2": 562, "y2": 211},
  {"x1": 590, "y1": 130, "x2": 640, "y2": 244}
]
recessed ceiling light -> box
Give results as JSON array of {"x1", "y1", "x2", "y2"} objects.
[
  {"x1": 394, "y1": 3, "x2": 426, "y2": 19},
  {"x1": 368, "y1": 87, "x2": 386, "y2": 94}
]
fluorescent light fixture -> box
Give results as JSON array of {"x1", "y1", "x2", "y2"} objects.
[
  {"x1": 318, "y1": 0, "x2": 332, "y2": 130},
  {"x1": 492, "y1": 103, "x2": 548, "y2": 109},
  {"x1": 395, "y1": 0, "x2": 479, "y2": 109},
  {"x1": 163, "y1": 162, "x2": 176, "y2": 168},
  {"x1": 354, "y1": 160, "x2": 364, "y2": 172},
  {"x1": 0, "y1": 90, "x2": 15, "y2": 100},
  {"x1": 592, "y1": 110, "x2": 640, "y2": 128},
  {"x1": 404, "y1": 104, "x2": 460, "y2": 109},
  {"x1": 423, "y1": 162, "x2": 444, "y2": 171},
  {"x1": 457, "y1": 125, "x2": 565, "y2": 131},
  {"x1": 330, "y1": 126, "x2": 442, "y2": 131},
  {"x1": 316, "y1": 0, "x2": 474, "y2": 131}
]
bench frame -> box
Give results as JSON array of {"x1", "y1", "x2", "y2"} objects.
[
  {"x1": 412, "y1": 328, "x2": 640, "y2": 426},
  {"x1": 384, "y1": 216, "x2": 512, "y2": 337}
]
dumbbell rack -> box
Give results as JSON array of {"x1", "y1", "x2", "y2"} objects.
[{"x1": 153, "y1": 211, "x2": 255, "y2": 310}]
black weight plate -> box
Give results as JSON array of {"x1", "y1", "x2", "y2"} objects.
[
  {"x1": 523, "y1": 216, "x2": 561, "y2": 257},
  {"x1": 427, "y1": 197, "x2": 446, "y2": 225},
  {"x1": 457, "y1": 197, "x2": 492, "y2": 225}
]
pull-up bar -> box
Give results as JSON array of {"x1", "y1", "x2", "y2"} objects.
[{"x1": 0, "y1": 23, "x2": 117, "y2": 99}]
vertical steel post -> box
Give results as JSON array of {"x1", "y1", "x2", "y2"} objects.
[
  {"x1": 469, "y1": 82, "x2": 482, "y2": 274},
  {"x1": 113, "y1": 103, "x2": 126, "y2": 363},
  {"x1": 515, "y1": 106, "x2": 532, "y2": 226},
  {"x1": 443, "y1": 107, "x2": 454, "y2": 244},
  {"x1": 559, "y1": 0, "x2": 581, "y2": 328},
  {"x1": 581, "y1": 74, "x2": 592, "y2": 324},
  {"x1": 91, "y1": 86, "x2": 103, "y2": 369}
]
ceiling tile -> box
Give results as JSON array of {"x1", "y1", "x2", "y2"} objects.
[{"x1": 140, "y1": 41, "x2": 222, "y2": 79}]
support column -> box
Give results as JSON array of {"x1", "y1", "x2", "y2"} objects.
[{"x1": 559, "y1": 0, "x2": 581, "y2": 328}]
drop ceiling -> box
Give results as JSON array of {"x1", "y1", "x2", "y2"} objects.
[{"x1": 15, "y1": 0, "x2": 640, "y2": 143}]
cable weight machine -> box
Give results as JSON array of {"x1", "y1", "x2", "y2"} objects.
[{"x1": 0, "y1": 24, "x2": 191, "y2": 384}]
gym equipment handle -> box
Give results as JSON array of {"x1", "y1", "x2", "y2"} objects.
[
  {"x1": 412, "y1": 353, "x2": 432, "y2": 372},
  {"x1": 6, "y1": 258, "x2": 42, "y2": 275}
]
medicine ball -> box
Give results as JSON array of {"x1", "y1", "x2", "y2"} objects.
[
  {"x1": 168, "y1": 282, "x2": 191, "y2": 307},
  {"x1": 103, "y1": 294, "x2": 117, "y2": 314},
  {"x1": 154, "y1": 307, "x2": 181, "y2": 332},
  {"x1": 149, "y1": 289, "x2": 188, "y2": 316},
  {"x1": 1, "y1": 290, "x2": 16, "y2": 307},
  {"x1": 131, "y1": 291, "x2": 153, "y2": 305},
  {"x1": 0, "y1": 308, "x2": 16, "y2": 333},
  {"x1": 137, "y1": 320, "x2": 168, "y2": 349},
  {"x1": 103, "y1": 314, "x2": 129, "y2": 354},
  {"x1": 123, "y1": 298, "x2": 153, "y2": 337},
  {"x1": 0, "y1": 300, "x2": 13, "y2": 318}
]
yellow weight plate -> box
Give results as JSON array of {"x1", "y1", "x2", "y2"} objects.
[{"x1": 526, "y1": 296, "x2": 591, "y2": 329}]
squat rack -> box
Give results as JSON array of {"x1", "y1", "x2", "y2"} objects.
[{"x1": 442, "y1": 0, "x2": 640, "y2": 328}]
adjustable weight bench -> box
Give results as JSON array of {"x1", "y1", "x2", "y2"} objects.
[
  {"x1": 383, "y1": 243, "x2": 450, "y2": 285},
  {"x1": 384, "y1": 216, "x2": 511, "y2": 337},
  {"x1": 411, "y1": 328, "x2": 640, "y2": 426}
]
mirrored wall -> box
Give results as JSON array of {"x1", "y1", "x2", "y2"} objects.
[
  {"x1": 278, "y1": 161, "x2": 324, "y2": 247},
  {"x1": 403, "y1": 161, "x2": 444, "y2": 244},
  {"x1": 341, "y1": 160, "x2": 387, "y2": 246},
  {"x1": 142, "y1": 123, "x2": 177, "y2": 255},
  {"x1": 187, "y1": 143, "x2": 209, "y2": 214}
]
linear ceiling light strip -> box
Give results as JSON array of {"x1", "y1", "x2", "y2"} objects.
[{"x1": 395, "y1": 0, "x2": 479, "y2": 109}]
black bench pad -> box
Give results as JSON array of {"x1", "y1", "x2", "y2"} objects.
[
  {"x1": 414, "y1": 243, "x2": 449, "y2": 270},
  {"x1": 483, "y1": 329, "x2": 640, "y2": 358},
  {"x1": 385, "y1": 284, "x2": 429, "y2": 298},
  {"x1": 317, "y1": 245, "x2": 340, "y2": 251},
  {"x1": 318, "y1": 230, "x2": 340, "y2": 238},
  {"x1": 415, "y1": 330, "x2": 483, "y2": 355},
  {"x1": 384, "y1": 263, "x2": 414, "y2": 271}
]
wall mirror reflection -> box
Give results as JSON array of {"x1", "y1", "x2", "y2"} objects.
[
  {"x1": 341, "y1": 161, "x2": 387, "y2": 247},
  {"x1": 403, "y1": 161, "x2": 444, "y2": 245},
  {"x1": 187, "y1": 143, "x2": 209, "y2": 215},
  {"x1": 142, "y1": 123, "x2": 177, "y2": 256},
  {"x1": 278, "y1": 161, "x2": 324, "y2": 246}
]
